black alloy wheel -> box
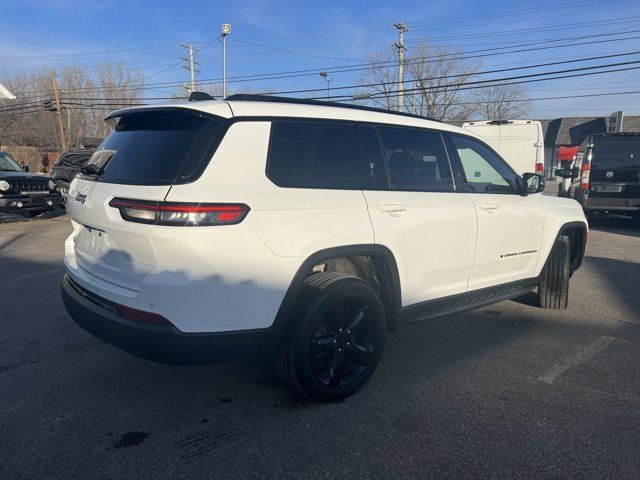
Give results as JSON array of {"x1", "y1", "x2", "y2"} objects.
[{"x1": 275, "y1": 272, "x2": 386, "y2": 402}]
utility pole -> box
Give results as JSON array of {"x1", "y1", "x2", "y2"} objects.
[
  {"x1": 393, "y1": 22, "x2": 409, "y2": 112},
  {"x1": 180, "y1": 43, "x2": 200, "y2": 92},
  {"x1": 221, "y1": 23, "x2": 231, "y2": 99},
  {"x1": 51, "y1": 72, "x2": 67, "y2": 152}
]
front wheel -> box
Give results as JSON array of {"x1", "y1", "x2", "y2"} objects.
[
  {"x1": 275, "y1": 272, "x2": 386, "y2": 402},
  {"x1": 538, "y1": 235, "x2": 571, "y2": 309}
]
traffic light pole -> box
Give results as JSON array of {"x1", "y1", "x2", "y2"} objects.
[{"x1": 51, "y1": 72, "x2": 67, "y2": 152}]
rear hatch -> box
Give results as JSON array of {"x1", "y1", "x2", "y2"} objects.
[
  {"x1": 588, "y1": 136, "x2": 640, "y2": 205},
  {"x1": 66, "y1": 108, "x2": 224, "y2": 292}
]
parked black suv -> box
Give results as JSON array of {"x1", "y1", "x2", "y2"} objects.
[
  {"x1": 0, "y1": 152, "x2": 60, "y2": 216},
  {"x1": 556, "y1": 132, "x2": 640, "y2": 220},
  {"x1": 49, "y1": 149, "x2": 95, "y2": 202}
]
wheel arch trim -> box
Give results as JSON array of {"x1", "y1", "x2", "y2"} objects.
[
  {"x1": 272, "y1": 244, "x2": 401, "y2": 333},
  {"x1": 545, "y1": 220, "x2": 588, "y2": 274}
]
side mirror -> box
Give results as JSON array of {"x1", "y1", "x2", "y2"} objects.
[
  {"x1": 80, "y1": 164, "x2": 100, "y2": 175},
  {"x1": 521, "y1": 172, "x2": 545, "y2": 195},
  {"x1": 22, "y1": 164, "x2": 29, "y2": 172},
  {"x1": 554, "y1": 165, "x2": 576, "y2": 179}
]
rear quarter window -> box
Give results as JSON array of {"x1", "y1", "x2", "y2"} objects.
[
  {"x1": 90, "y1": 110, "x2": 222, "y2": 185},
  {"x1": 267, "y1": 120, "x2": 360, "y2": 189}
]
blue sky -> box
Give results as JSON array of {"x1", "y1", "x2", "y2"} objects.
[{"x1": 1, "y1": 0, "x2": 639, "y2": 118}]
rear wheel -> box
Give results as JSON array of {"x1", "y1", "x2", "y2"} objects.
[
  {"x1": 538, "y1": 235, "x2": 571, "y2": 309},
  {"x1": 275, "y1": 272, "x2": 386, "y2": 402}
]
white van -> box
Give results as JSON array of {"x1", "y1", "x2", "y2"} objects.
[{"x1": 462, "y1": 120, "x2": 544, "y2": 176}]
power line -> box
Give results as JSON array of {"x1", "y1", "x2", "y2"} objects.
[
  {"x1": 334, "y1": 64, "x2": 640, "y2": 103},
  {"x1": 265, "y1": 50, "x2": 640, "y2": 96},
  {"x1": 54, "y1": 29, "x2": 640, "y2": 95}
]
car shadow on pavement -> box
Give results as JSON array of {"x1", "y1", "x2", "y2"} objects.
[
  {"x1": 583, "y1": 256, "x2": 640, "y2": 322},
  {"x1": 588, "y1": 214, "x2": 640, "y2": 238},
  {"x1": 3, "y1": 247, "x2": 640, "y2": 479}
]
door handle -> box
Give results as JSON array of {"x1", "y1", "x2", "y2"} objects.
[
  {"x1": 478, "y1": 202, "x2": 500, "y2": 211},
  {"x1": 377, "y1": 202, "x2": 408, "y2": 213}
]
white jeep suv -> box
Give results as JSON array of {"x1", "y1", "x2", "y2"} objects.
[{"x1": 61, "y1": 95, "x2": 588, "y2": 402}]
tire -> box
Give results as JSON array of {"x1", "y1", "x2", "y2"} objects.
[
  {"x1": 275, "y1": 272, "x2": 386, "y2": 402},
  {"x1": 538, "y1": 235, "x2": 571, "y2": 309}
]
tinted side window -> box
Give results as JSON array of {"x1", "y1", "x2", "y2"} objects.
[
  {"x1": 267, "y1": 121, "x2": 360, "y2": 189},
  {"x1": 358, "y1": 125, "x2": 389, "y2": 189},
  {"x1": 378, "y1": 126, "x2": 453, "y2": 192},
  {"x1": 450, "y1": 134, "x2": 518, "y2": 194},
  {"x1": 74, "y1": 154, "x2": 92, "y2": 165}
]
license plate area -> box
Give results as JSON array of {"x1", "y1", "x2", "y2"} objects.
[
  {"x1": 30, "y1": 195, "x2": 45, "y2": 206},
  {"x1": 75, "y1": 225, "x2": 110, "y2": 262},
  {"x1": 592, "y1": 184, "x2": 624, "y2": 193}
]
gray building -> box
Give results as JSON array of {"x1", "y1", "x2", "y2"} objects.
[{"x1": 541, "y1": 115, "x2": 640, "y2": 175}]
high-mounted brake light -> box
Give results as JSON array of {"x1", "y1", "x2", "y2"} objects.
[
  {"x1": 109, "y1": 198, "x2": 250, "y2": 226},
  {"x1": 580, "y1": 163, "x2": 590, "y2": 190}
]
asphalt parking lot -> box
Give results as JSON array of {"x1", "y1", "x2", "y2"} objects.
[{"x1": 1, "y1": 212, "x2": 639, "y2": 479}]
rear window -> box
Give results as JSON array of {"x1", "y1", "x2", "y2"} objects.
[
  {"x1": 267, "y1": 121, "x2": 360, "y2": 189},
  {"x1": 89, "y1": 110, "x2": 222, "y2": 185},
  {"x1": 590, "y1": 137, "x2": 640, "y2": 169}
]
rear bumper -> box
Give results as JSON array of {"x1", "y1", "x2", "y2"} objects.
[
  {"x1": 61, "y1": 275, "x2": 279, "y2": 365},
  {"x1": 585, "y1": 197, "x2": 640, "y2": 211}
]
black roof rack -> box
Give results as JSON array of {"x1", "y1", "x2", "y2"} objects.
[
  {"x1": 189, "y1": 91, "x2": 215, "y2": 101},
  {"x1": 225, "y1": 94, "x2": 441, "y2": 123}
]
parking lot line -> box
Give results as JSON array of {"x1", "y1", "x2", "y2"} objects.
[{"x1": 538, "y1": 336, "x2": 617, "y2": 384}]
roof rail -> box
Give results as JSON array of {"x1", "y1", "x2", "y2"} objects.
[{"x1": 225, "y1": 94, "x2": 441, "y2": 123}]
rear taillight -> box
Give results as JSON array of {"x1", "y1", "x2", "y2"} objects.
[
  {"x1": 580, "y1": 163, "x2": 590, "y2": 190},
  {"x1": 109, "y1": 198, "x2": 250, "y2": 226},
  {"x1": 535, "y1": 162, "x2": 544, "y2": 174}
]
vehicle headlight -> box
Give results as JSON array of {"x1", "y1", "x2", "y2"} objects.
[
  {"x1": 0, "y1": 180, "x2": 10, "y2": 191},
  {"x1": 48, "y1": 180, "x2": 56, "y2": 190}
]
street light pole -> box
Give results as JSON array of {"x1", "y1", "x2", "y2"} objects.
[
  {"x1": 221, "y1": 23, "x2": 231, "y2": 99},
  {"x1": 319, "y1": 71, "x2": 332, "y2": 102}
]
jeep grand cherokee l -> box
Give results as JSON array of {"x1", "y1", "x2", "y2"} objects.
[{"x1": 61, "y1": 95, "x2": 588, "y2": 402}]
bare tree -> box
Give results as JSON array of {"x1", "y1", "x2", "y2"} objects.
[
  {"x1": 59, "y1": 66, "x2": 95, "y2": 146},
  {"x1": 92, "y1": 61, "x2": 144, "y2": 137},
  {"x1": 404, "y1": 44, "x2": 481, "y2": 120},
  {"x1": 355, "y1": 49, "x2": 399, "y2": 110},
  {"x1": 354, "y1": 43, "x2": 481, "y2": 120},
  {"x1": 1, "y1": 61, "x2": 145, "y2": 150},
  {"x1": 471, "y1": 83, "x2": 531, "y2": 120},
  {"x1": 0, "y1": 70, "x2": 58, "y2": 149}
]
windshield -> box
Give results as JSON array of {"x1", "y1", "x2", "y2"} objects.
[
  {"x1": 590, "y1": 137, "x2": 640, "y2": 169},
  {"x1": 0, "y1": 152, "x2": 22, "y2": 172},
  {"x1": 87, "y1": 110, "x2": 222, "y2": 185}
]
